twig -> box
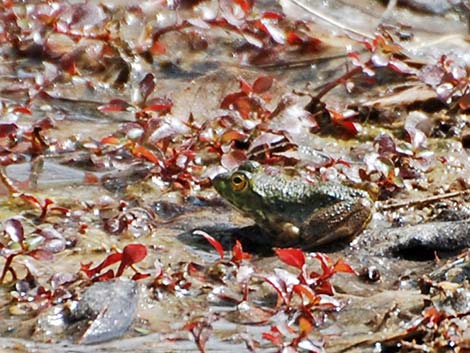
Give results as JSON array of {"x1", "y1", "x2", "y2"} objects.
[
  {"x1": 305, "y1": 61, "x2": 370, "y2": 111},
  {"x1": 284, "y1": 0, "x2": 374, "y2": 40},
  {"x1": 376, "y1": 190, "x2": 470, "y2": 211},
  {"x1": 0, "y1": 166, "x2": 20, "y2": 194},
  {"x1": 255, "y1": 54, "x2": 349, "y2": 70}
]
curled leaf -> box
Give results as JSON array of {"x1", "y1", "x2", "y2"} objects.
[{"x1": 194, "y1": 230, "x2": 224, "y2": 260}]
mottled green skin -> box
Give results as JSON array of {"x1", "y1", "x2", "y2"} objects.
[{"x1": 213, "y1": 161, "x2": 373, "y2": 248}]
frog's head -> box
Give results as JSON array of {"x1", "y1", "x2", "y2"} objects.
[{"x1": 213, "y1": 161, "x2": 265, "y2": 213}]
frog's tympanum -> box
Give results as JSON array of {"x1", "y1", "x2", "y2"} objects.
[{"x1": 213, "y1": 161, "x2": 373, "y2": 248}]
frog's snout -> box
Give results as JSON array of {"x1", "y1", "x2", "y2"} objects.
[{"x1": 212, "y1": 172, "x2": 230, "y2": 193}]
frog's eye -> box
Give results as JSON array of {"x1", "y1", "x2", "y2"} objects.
[{"x1": 231, "y1": 173, "x2": 248, "y2": 191}]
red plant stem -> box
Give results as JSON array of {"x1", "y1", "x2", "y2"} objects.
[
  {"x1": 191, "y1": 328, "x2": 207, "y2": 353},
  {"x1": 0, "y1": 254, "x2": 15, "y2": 283},
  {"x1": 0, "y1": 167, "x2": 19, "y2": 194},
  {"x1": 39, "y1": 199, "x2": 54, "y2": 221},
  {"x1": 315, "y1": 61, "x2": 370, "y2": 102}
]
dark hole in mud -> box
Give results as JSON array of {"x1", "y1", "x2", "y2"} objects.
[
  {"x1": 393, "y1": 246, "x2": 437, "y2": 261},
  {"x1": 392, "y1": 245, "x2": 458, "y2": 262},
  {"x1": 179, "y1": 224, "x2": 352, "y2": 255},
  {"x1": 407, "y1": 98, "x2": 447, "y2": 113}
]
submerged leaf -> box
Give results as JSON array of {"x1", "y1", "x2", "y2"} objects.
[{"x1": 98, "y1": 99, "x2": 131, "y2": 112}]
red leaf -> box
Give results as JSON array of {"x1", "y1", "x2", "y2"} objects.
[
  {"x1": 49, "y1": 206, "x2": 70, "y2": 216},
  {"x1": 293, "y1": 284, "x2": 319, "y2": 305},
  {"x1": 459, "y1": 94, "x2": 470, "y2": 110},
  {"x1": 83, "y1": 172, "x2": 99, "y2": 185},
  {"x1": 338, "y1": 120, "x2": 360, "y2": 135},
  {"x1": 4, "y1": 218, "x2": 24, "y2": 243},
  {"x1": 132, "y1": 144, "x2": 160, "y2": 164},
  {"x1": 94, "y1": 269, "x2": 116, "y2": 282},
  {"x1": 220, "y1": 129, "x2": 248, "y2": 144},
  {"x1": 234, "y1": 96, "x2": 261, "y2": 119},
  {"x1": 29, "y1": 249, "x2": 54, "y2": 261},
  {"x1": 13, "y1": 106, "x2": 32, "y2": 115},
  {"x1": 150, "y1": 41, "x2": 166, "y2": 55},
  {"x1": 255, "y1": 19, "x2": 269, "y2": 35},
  {"x1": 98, "y1": 99, "x2": 130, "y2": 112},
  {"x1": 63, "y1": 59, "x2": 79, "y2": 75},
  {"x1": 220, "y1": 149, "x2": 247, "y2": 170},
  {"x1": 234, "y1": 0, "x2": 253, "y2": 13},
  {"x1": 100, "y1": 136, "x2": 121, "y2": 145},
  {"x1": 312, "y1": 253, "x2": 332, "y2": 275},
  {"x1": 132, "y1": 272, "x2": 151, "y2": 280},
  {"x1": 298, "y1": 316, "x2": 313, "y2": 336},
  {"x1": 274, "y1": 248, "x2": 305, "y2": 269},
  {"x1": 333, "y1": 258, "x2": 358, "y2": 275},
  {"x1": 0, "y1": 122, "x2": 19, "y2": 138},
  {"x1": 299, "y1": 36, "x2": 323, "y2": 53},
  {"x1": 81, "y1": 252, "x2": 122, "y2": 278},
  {"x1": 263, "y1": 332, "x2": 284, "y2": 346},
  {"x1": 19, "y1": 193, "x2": 42, "y2": 209},
  {"x1": 252, "y1": 75, "x2": 273, "y2": 94},
  {"x1": 239, "y1": 77, "x2": 252, "y2": 94},
  {"x1": 195, "y1": 230, "x2": 224, "y2": 260},
  {"x1": 220, "y1": 92, "x2": 247, "y2": 109},
  {"x1": 286, "y1": 31, "x2": 303, "y2": 45},
  {"x1": 139, "y1": 73, "x2": 155, "y2": 104},
  {"x1": 144, "y1": 97, "x2": 173, "y2": 112},
  {"x1": 263, "y1": 11, "x2": 284, "y2": 20},
  {"x1": 231, "y1": 240, "x2": 244, "y2": 265},
  {"x1": 33, "y1": 117, "x2": 56, "y2": 130},
  {"x1": 231, "y1": 240, "x2": 251, "y2": 265},
  {"x1": 375, "y1": 133, "x2": 397, "y2": 156},
  {"x1": 314, "y1": 280, "x2": 334, "y2": 295},
  {"x1": 183, "y1": 321, "x2": 198, "y2": 331},
  {"x1": 116, "y1": 243, "x2": 148, "y2": 277}
]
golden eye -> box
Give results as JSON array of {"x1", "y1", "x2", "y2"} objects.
[{"x1": 231, "y1": 173, "x2": 247, "y2": 191}]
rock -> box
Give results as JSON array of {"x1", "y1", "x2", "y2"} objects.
[
  {"x1": 354, "y1": 220, "x2": 470, "y2": 259},
  {"x1": 67, "y1": 278, "x2": 138, "y2": 344}
]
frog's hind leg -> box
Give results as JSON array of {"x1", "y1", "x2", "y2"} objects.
[{"x1": 301, "y1": 198, "x2": 373, "y2": 247}]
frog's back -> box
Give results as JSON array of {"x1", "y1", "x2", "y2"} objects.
[{"x1": 250, "y1": 172, "x2": 365, "y2": 221}]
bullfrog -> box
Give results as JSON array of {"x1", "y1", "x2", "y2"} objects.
[{"x1": 213, "y1": 161, "x2": 373, "y2": 249}]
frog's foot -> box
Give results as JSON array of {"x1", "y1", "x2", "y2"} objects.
[
  {"x1": 301, "y1": 197, "x2": 373, "y2": 247},
  {"x1": 271, "y1": 222, "x2": 302, "y2": 247}
]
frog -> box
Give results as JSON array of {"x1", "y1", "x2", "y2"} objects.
[{"x1": 212, "y1": 161, "x2": 373, "y2": 249}]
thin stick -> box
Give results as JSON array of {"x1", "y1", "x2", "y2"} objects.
[
  {"x1": 376, "y1": 190, "x2": 470, "y2": 211},
  {"x1": 285, "y1": 0, "x2": 374, "y2": 40},
  {"x1": 0, "y1": 167, "x2": 19, "y2": 194}
]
